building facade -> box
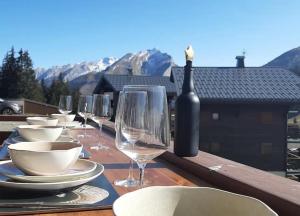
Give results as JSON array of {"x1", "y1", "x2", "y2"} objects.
[
  {"x1": 171, "y1": 59, "x2": 300, "y2": 171},
  {"x1": 93, "y1": 74, "x2": 176, "y2": 120}
]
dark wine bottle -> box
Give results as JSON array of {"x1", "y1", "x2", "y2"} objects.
[{"x1": 174, "y1": 46, "x2": 200, "y2": 157}]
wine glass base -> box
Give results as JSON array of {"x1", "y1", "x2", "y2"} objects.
[
  {"x1": 77, "y1": 134, "x2": 93, "y2": 139},
  {"x1": 114, "y1": 178, "x2": 140, "y2": 187},
  {"x1": 89, "y1": 144, "x2": 109, "y2": 151}
]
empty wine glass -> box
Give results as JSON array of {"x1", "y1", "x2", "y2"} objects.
[
  {"x1": 114, "y1": 91, "x2": 139, "y2": 187},
  {"x1": 58, "y1": 95, "x2": 72, "y2": 129},
  {"x1": 77, "y1": 95, "x2": 93, "y2": 137},
  {"x1": 90, "y1": 94, "x2": 111, "y2": 150},
  {"x1": 120, "y1": 85, "x2": 170, "y2": 186}
]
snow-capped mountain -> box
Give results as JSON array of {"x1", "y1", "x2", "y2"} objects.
[
  {"x1": 104, "y1": 48, "x2": 173, "y2": 76},
  {"x1": 35, "y1": 49, "x2": 174, "y2": 94},
  {"x1": 35, "y1": 57, "x2": 117, "y2": 85},
  {"x1": 71, "y1": 49, "x2": 175, "y2": 94}
]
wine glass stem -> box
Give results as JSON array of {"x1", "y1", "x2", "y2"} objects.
[
  {"x1": 64, "y1": 115, "x2": 67, "y2": 129},
  {"x1": 84, "y1": 116, "x2": 87, "y2": 136},
  {"x1": 97, "y1": 122, "x2": 102, "y2": 146},
  {"x1": 139, "y1": 168, "x2": 145, "y2": 186},
  {"x1": 128, "y1": 160, "x2": 135, "y2": 180},
  {"x1": 98, "y1": 122, "x2": 102, "y2": 135},
  {"x1": 138, "y1": 163, "x2": 146, "y2": 186}
]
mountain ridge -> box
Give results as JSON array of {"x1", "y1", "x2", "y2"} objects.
[
  {"x1": 264, "y1": 46, "x2": 300, "y2": 75},
  {"x1": 35, "y1": 57, "x2": 117, "y2": 86},
  {"x1": 35, "y1": 49, "x2": 174, "y2": 94}
]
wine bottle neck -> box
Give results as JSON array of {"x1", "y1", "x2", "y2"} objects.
[{"x1": 182, "y1": 61, "x2": 194, "y2": 93}]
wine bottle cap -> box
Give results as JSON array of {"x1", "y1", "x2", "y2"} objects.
[{"x1": 185, "y1": 45, "x2": 194, "y2": 61}]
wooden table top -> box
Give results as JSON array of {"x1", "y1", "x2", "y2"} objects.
[{"x1": 30, "y1": 128, "x2": 211, "y2": 216}]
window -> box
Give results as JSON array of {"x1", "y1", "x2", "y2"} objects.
[
  {"x1": 261, "y1": 143, "x2": 272, "y2": 155},
  {"x1": 260, "y1": 112, "x2": 273, "y2": 124},
  {"x1": 212, "y1": 112, "x2": 220, "y2": 120}
]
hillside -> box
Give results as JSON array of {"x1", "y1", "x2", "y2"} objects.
[{"x1": 264, "y1": 47, "x2": 300, "y2": 75}]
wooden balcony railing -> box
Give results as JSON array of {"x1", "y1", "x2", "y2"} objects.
[{"x1": 102, "y1": 120, "x2": 300, "y2": 216}]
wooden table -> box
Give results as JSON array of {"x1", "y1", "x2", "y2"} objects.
[
  {"x1": 1, "y1": 120, "x2": 299, "y2": 216},
  {"x1": 31, "y1": 127, "x2": 211, "y2": 216}
]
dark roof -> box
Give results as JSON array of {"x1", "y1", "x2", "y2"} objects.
[
  {"x1": 95, "y1": 74, "x2": 176, "y2": 94},
  {"x1": 171, "y1": 67, "x2": 300, "y2": 104}
]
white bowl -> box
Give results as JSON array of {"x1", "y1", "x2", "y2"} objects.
[
  {"x1": 26, "y1": 117, "x2": 58, "y2": 126},
  {"x1": 51, "y1": 114, "x2": 76, "y2": 123},
  {"x1": 8, "y1": 141, "x2": 83, "y2": 176},
  {"x1": 17, "y1": 125, "x2": 63, "y2": 142},
  {"x1": 113, "y1": 186, "x2": 278, "y2": 216}
]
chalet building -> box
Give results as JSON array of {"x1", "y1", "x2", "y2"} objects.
[
  {"x1": 170, "y1": 56, "x2": 300, "y2": 172},
  {"x1": 93, "y1": 74, "x2": 177, "y2": 120}
]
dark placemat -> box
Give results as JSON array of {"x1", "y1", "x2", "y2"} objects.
[
  {"x1": 0, "y1": 174, "x2": 119, "y2": 215},
  {"x1": 0, "y1": 130, "x2": 17, "y2": 161}
]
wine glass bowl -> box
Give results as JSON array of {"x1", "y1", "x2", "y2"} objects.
[
  {"x1": 58, "y1": 95, "x2": 73, "y2": 129},
  {"x1": 91, "y1": 94, "x2": 111, "y2": 125},
  {"x1": 77, "y1": 95, "x2": 93, "y2": 137},
  {"x1": 120, "y1": 91, "x2": 147, "y2": 145},
  {"x1": 58, "y1": 95, "x2": 72, "y2": 115},
  {"x1": 77, "y1": 95, "x2": 93, "y2": 125},
  {"x1": 89, "y1": 94, "x2": 112, "y2": 150}
]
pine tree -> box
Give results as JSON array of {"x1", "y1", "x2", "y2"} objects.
[
  {"x1": 17, "y1": 49, "x2": 45, "y2": 102},
  {"x1": 71, "y1": 88, "x2": 80, "y2": 113},
  {"x1": 0, "y1": 47, "x2": 45, "y2": 101},
  {"x1": 41, "y1": 78, "x2": 50, "y2": 102},
  {"x1": 0, "y1": 47, "x2": 20, "y2": 98},
  {"x1": 47, "y1": 73, "x2": 70, "y2": 105}
]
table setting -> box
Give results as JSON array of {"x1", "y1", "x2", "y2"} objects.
[
  {"x1": 0, "y1": 83, "x2": 279, "y2": 216},
  {"x1": 0, "y1": 94, "x2": 120, "y2": 214}
]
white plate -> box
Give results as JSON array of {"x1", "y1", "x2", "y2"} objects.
[
  {"x1": 0, "y1": 161, "x2": 104, "y2": 191},
  {"x1": 0, "y1": 159, "x2": 97, "y2": 183}
]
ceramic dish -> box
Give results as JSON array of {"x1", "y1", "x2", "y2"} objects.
[
  {"x1": 0, "y1": 161, "x2": 104, "y2": 191},
  {"x1": 9, "y1": 142, "x2": 82, "y2": 176},
  {"x1": 17, "y1": 125, "x2": 63, "y2": 142},
  {"x1": 0, "y1": 159, "x2": 97, "y2": 183},
  {"x1": 57, "y1": 121, "x2": 82, "y2": 128},
  {"x1": 26, "y1": 117, "x2": 58, "y2": 126},
  {"x1": 113, "y1": 186, "x2": 278, "y2": 216},
  {"x1": 51, "y1": 114, "x2": 76, "y2": 123}
]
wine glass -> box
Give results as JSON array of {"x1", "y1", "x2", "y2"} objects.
[
  {"x1": 90, "y1": 94, "x2": 111, "y2": 150},
  {"x1": 120, "y1": 85, "x2": 170, "y2": 186},
  {"x1": 114, "y1": 91, "x2": 139, "y2": 187},
  {"x1": 58, "y1": 95, "x2": 72, "y2": 129},
  {"x1": 117, "y1": 90, "x2": 147, "y2": 186},
  {"x1": 77, "y1": 95, "x2": 93, "y2": 136}
]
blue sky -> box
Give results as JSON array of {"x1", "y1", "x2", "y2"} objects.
[{"x1": 0, "y1": 0, "x2": 299, "y2": 68}]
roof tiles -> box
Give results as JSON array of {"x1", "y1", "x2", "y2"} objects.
[
  {"x1": 99, "y1": 74, "x2": 177, "y2": 94},
  {"x1": 171, "y1": 67, "x2": 300, "y2": 104}
]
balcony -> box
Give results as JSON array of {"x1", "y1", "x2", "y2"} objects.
[{"x1": 1, "y1": 115, "x2": 298, "y2": 215}]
